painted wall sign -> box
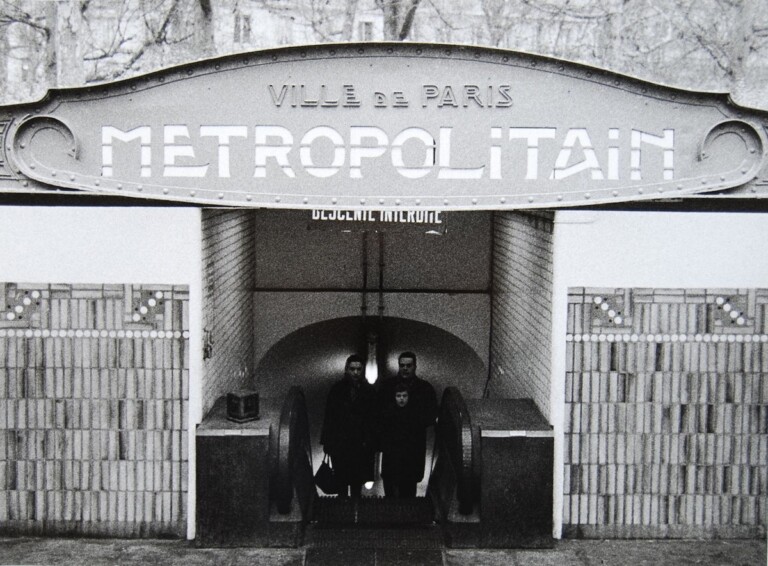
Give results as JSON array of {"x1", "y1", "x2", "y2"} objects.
[
  {"x1": 307, "y1": 208, "x2": 446, "y2": 233},
  {"x1": 1, "y1": 43, "x2": 767, "y2": 209}
]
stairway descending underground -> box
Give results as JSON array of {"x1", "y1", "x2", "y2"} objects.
[{"x1": 304, "y1": 496, "x2": 444, "y2": 566}]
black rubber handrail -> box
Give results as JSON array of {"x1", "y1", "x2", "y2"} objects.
[
  {"x1": 274, "y1": 386, "x2": 313, "y2": 515},
  {"x1": 438, "y1": 386, "x2": 475, "y2": 515}
]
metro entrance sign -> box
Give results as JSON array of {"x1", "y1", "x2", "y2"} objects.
[{"x1": 1, "y1": 43, "x2": 767, "y2": 209}]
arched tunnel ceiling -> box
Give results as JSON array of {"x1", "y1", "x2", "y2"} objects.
[{"x1": 255, "y1": 315, "x2": 487, "y2": 408}]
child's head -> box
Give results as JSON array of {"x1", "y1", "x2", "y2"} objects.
[{"x1": 395, "y1": 383, "x2": 410, "y2": 408}]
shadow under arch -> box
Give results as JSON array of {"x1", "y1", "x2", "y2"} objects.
[{"x1": 255, "y1": 315, "x2": 486, "y2": 493}]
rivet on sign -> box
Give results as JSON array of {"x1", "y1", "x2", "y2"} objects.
[
  {"x1": 70, "y1": 174, "x2": 75, "y2": 181},
  {"x1": 332, "y1": 198, "x2": 337, "y2": 204},
  {"x1": 246, "y1": 195, "x2": 252, "y2": 201},
  {"x1": 218, "y1": 193, "x2": 224, "y2": 199},
  {"x1": 612, "y1": 190, "x2": 619, "y2": 197},
  {"x1": 190, "y1": 191, "x2": 196, "y2": 197},
  {"x1": 528, "y1": 196, "x2": 534, "y2": 203},
  {"x1": 584, "y1": 193, "x2": 591, "y2": 199},
  {"x1": 500, "y1": 197, "x2": 506, "y2": 203},
  {"x1": 638, "y1": 188, "x2": 644, "y2": 194},
  {"x1": 395, "y1": 199, "x2": 401, "y2": 205},
  {"x1": 303, "y1": 197, "x2": 309, "y2": 204},
  {"x1": 379, "y1": 199, "x2": 385, "y2": 204},
  {"x1": 557, "y1": 195, "x2": 563, "y2": 201},
  {"x1": 95, "y1": 180, "x2": 100, "y2": 186},
  {"x1": 117, "y1": 184, "x2": 123, "y2": 190},
  {"x1": 415, "y1": 199, "x2": 421, "y2": 205},
  {"x1": 51, "y1": 171, "x2": 56, "y2": 176},
  {"x1": 443, "y1": 199, "x2": 449, "y2": 205},
  {"x1": 163, "y1": 188, "x2": 169, "y2": 195},
  {"x1": 29, "y1": 164, "x2": 35, "y2": 169},
  {"x1": 275, "y1": 196, "x2": 281, "y2": 202},
  {"x1": 658, "y1": 187, "x2": 663, "y2": 193},
  {"x1": 360, "y1": 199, "x2": 366, "y2": 204},
  {"x1": 472, "y1": 198, "x2": 478, "y2": 204}
]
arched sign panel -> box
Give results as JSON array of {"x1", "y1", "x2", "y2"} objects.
[{"x1": 1, "y1": 43, "x2": 767, "y2": 209}]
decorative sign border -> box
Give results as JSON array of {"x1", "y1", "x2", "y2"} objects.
[{"x1": 1, "y1": 43, "x2": 767, "y2": 209}]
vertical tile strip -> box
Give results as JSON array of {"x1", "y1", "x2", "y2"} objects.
[
  {"x1": 564, "y1": 287, "x2": 767, "y2": 539},
  {"x1": 0, "y1": 283, "x2": 189, "y2": 537}
]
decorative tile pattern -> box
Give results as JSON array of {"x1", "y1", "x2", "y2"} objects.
[
  {"x1": 590, "y1": 292, "x2": 630, "y2": 329},
  {"x1": 0, "y1": 283, "x2": 189, "y2": 537},
  {"x1": 564, "y1": 287, "x2": 768, "y2": 539}
]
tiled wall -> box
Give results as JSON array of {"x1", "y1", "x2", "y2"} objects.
[
  {"x1": 0, "y1": 282, "x2": 189, "y2": 537},
  {"x1": 564, "y1": 287, "x2": 767, "y2": 538},
  {"x1": 489, "y1": 211, "x2": 555, "y2": 418},
  {"x1": 201, "y1": 209, "x2": 255, "y2": 415}
]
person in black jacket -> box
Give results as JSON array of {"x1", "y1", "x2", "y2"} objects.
[
  {"x1": 320, "y1": 354, "x2": 378, "y2": 498},
  {"x1": 377, "y1": 351, "x2": 438, "y2": 498},
  {"x1": 379, "y1": 381, "x2": 424, "y2": 498}
]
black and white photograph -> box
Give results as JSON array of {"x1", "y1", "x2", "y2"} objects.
[{"x1": 0, "y1": 1, "x2": 766, "y2": 564}]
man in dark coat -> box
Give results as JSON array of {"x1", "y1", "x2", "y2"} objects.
[
  {"x1": 377, "y1": 351, "x2": 438, "y2": 497},
  {"x1": 320, "y1": 354, "x2": 378, "y2": 498}
]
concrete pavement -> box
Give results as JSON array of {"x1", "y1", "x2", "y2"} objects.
[{"x1": 0, "y1": 537, "x2": 765, "y2": 566}]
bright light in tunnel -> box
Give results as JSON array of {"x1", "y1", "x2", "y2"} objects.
[
  {"x1": 365, "y1": 332, "x2": 378, "y2": 384},
  {"x1": 364, "y1": 481, "x2": 374, "y2": 490},
  {"x1": 365, "y1": 356, "x2": 378, "y2": 384}
]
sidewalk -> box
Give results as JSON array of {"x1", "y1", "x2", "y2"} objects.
[{"x1": 0, "y1": 537, "x2": 765, "y2": 566}]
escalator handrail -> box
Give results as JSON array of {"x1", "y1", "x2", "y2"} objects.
[
  {"x1": 275, "y1": 386, "x2": 313, "y2": 515},
  {"x1": 438, "y1": 386, "x2": 475, "y2": 515}
]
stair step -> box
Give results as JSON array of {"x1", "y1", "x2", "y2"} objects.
[
  {"x1": 312, "y1": 497, "x2": 434, "y2": 526},
  {"x1": 305, "y1": 547, "x2": 444, "y2": 566},
  {"x1": 312, "y1": 496, "x2": 435, "y2": 526},
  {"x1": 306, "y1": 525, "x2": 443, "y2": 549}
]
